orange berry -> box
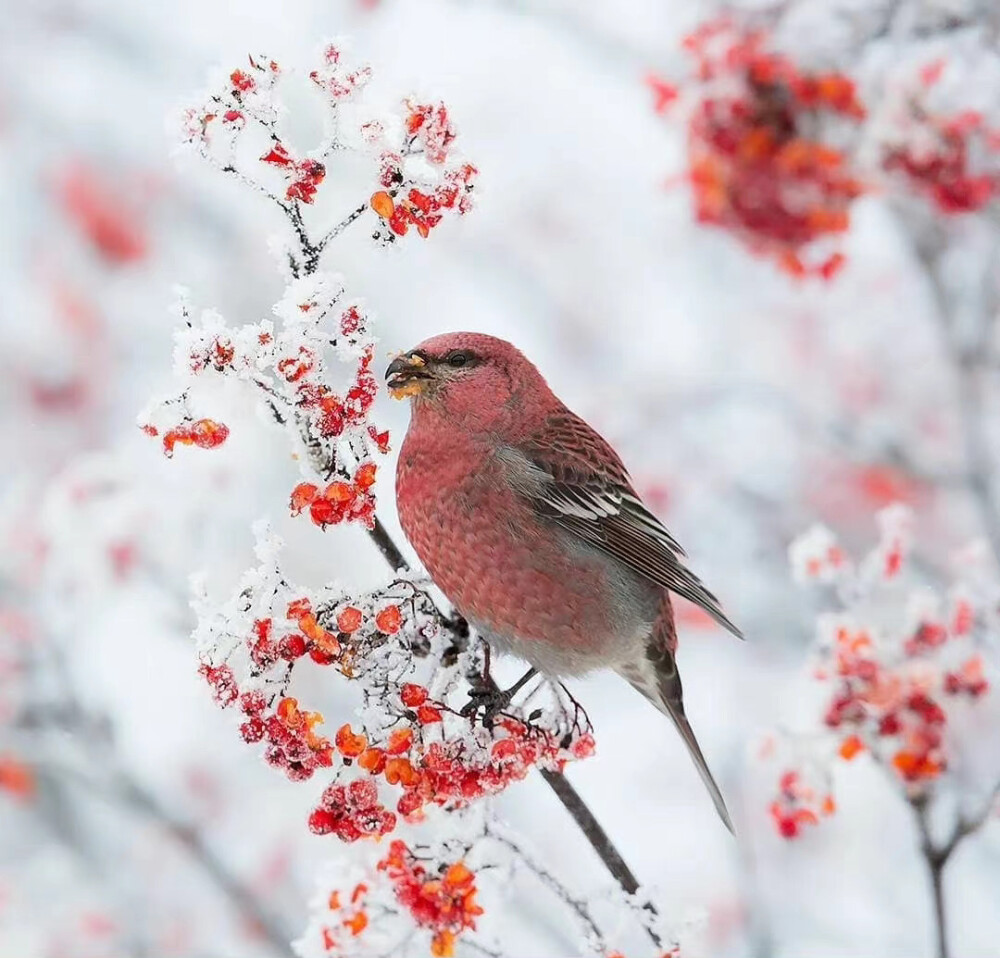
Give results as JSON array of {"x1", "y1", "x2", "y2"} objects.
[
  {"x1": 335, "y1": 724, "x2": 368, "y2": 758},
  {"x1": 443, "y1": 862, "x2": 474, "y2": 889},
  {"x1": 384, "y1": 757, "x2": 420, "y2": 787},
  {"x1": 277, "y1": 697, "x2": 303, "y2": 728},
  {"x1": 343, "y1": 911, "x2": 368, "y2": 936},
  {"x1": 287, "y1": 598, "x2": 312, "y2": 620},
  {"x1": 324, "y1": 481, "x2": 353, "y2": 503},
  {"x1": 314, "y1": 630, "x2": 342, "y2": 656},
  {"x1": 336, "y1": 607, "x2": 363, "y2": 633},
  {"x1": 375, "y1": 605, "x2": 402, "y2": 634},
  {"x1": 300, "y1": 614, "x2": 341, "y2": 655},
  {"x1": 358, "y1": 748, "x2": 387, "y2": 774},
  {"x1": 370, "y1": 190, "x2": 395, "y2": 218},
  {"x1": 385, "y1": 727, "x2": 414, "y2": 755},
  {"x1": 838, "y1": 735, "x2": 865, "y2": 761},
  {"x1": 431, "y1": 930, "x2": 455, "y2": 958},
  {"x1": 354, "y1": 462, "x2": 377, "y2": 490},
  {"x1": 290, "y1": 482, "x2": 319, "y2": 514}
]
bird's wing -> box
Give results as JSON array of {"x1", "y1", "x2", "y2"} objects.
[{"x1": 512, "y1": 410, "x2": 743, "y2": 639}]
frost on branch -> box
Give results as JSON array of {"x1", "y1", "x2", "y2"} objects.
[
  {"x1": 174, "y1": 41, "x2": 476, "y2": 260},
  {"x1": 295, "y1": 844, "x2": 486, "y2": 958},
  {"x1": 770, "y1": 505, "x2": 998, "y2": 839},
  {"x1": 294, "y1": 822, "x2": 701, "y2": 958}
]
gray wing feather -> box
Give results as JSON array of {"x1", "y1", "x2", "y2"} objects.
[{"x1": 512, "y1": 445, "x2": 743, "y2": 640}]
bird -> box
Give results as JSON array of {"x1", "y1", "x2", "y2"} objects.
[{"x1": 385, "y1": 331, "x2": 742, "y2": 832}]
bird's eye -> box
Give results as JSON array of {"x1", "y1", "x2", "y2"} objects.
[{"x1": 446, "y1": 351, "x2": 469, "y2": 368}]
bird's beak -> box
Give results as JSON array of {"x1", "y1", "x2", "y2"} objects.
[{"x1": 385, "y1": 351, "x2": 433, "y2": 399}]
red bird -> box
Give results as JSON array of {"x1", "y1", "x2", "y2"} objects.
[{"x1": 386, "y1": 332, "x2": 742, "y2": 832}]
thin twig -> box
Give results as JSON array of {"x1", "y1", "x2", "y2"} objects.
[
  {"x1": 906, "y1": 783, "x2": 998, "y2": 958},
  {"x1": 317, "y1": 203, "x2": 370, "y2": 251},
  {"x1": 485, "y1": 824, "x2": 609, "y2": 954}
]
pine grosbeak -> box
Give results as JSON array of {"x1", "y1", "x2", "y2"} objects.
[{"x1": 386, "y1": 332, "x2": 742, "y2": 832}]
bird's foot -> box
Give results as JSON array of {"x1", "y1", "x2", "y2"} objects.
[{"x1": 460, "y1": 684, "x2": 513, "y2": 728}]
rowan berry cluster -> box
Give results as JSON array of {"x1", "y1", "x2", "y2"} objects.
[
  {"x1": 377, "y1": 840, "x2": 483, "y2": 958},
  {"x1": 193, "y1": 526, "x2": 595, "y2": 849},
  {"x1": 772, "y1": 505, "x2": 996, "y2": 838},
  {"x1": 650, "y1": 18, "x2": 865, "y2": 278},
  {"x1": 881, "y1": 60, "x2": 1000, "y2": 214}
]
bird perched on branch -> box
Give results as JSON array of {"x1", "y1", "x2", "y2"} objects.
[{"x1": 386, "y1": 332, "x2": 742, "y2": 832}]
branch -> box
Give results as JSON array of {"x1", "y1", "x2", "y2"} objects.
[
  {"x1": 486, "y1": 823, "x2": 609, "y2": 953},
  {"x1": 317, "y1": 202, "x2": 370, "y2": 252},
  {"x1": 909, "y1": 781, "x2": 999, "y2": 958}
]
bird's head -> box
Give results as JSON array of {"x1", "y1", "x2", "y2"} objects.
[{"x1": 385, "y1": 332, "x2": 549, "y2": 426}]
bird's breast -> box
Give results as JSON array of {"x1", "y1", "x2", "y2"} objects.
[{"x1": 395, "y1": 425, "x2": 657, "y2": 664}]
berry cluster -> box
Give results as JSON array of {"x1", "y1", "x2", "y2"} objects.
[
  {"x1": 679, "y1": 20, "x2": 865, "y2": 278},
  {"x1": 822, "y1": 615, "x2": 988, "y2": 788},
  {"x1": 882, "y1": 61, "x2": 1000, "y2": 214},
  {"x1": 370, "y1": 166, "x2": 477, "y2": 239},
  {"x1": 325, "y1": 692, "x2": 594, "y2": 828},
  {"x1": 142, "y1": 418, "x2": 230, "y2": 457},
  {"x1": 308, "y1": 777, "x2": 397, "y2": 842},
  {"x1": 769, "y1": 769, "x2": 836, "y2": 839},
  {"x1": 884, "y1": 107, "x2": 999, "y2": 214},
  {"x1": 403, "y1": 100, "x2": 457, "y2": 165},
  {"x1": 309, "y1": 41, "x2": 372, "y2": 104},
  {"x1": 780, "y1": 506, "x2": 996, "y2": 838},
  {"x1": 261, "y1": 142, "x2": 327, "y2": 204},
  {"x1": 377, "y1": 840, "x2": 483, "y2": 958},
  {"x1": 296, "y1": 346, "x2": 379, "y2": 443},
  {"x1": 290, "y1": 462, "x2": 378, "y2": 530},
  {"x1": 198, "y1": 658, "x2": 337, "y2": 782}
]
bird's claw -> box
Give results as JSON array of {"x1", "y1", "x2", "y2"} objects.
[{"x1": 460, "y1": 685, "x2": 512, "y2": 727}]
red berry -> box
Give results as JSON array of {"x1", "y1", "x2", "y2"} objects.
[
  {"x1": 240, "y1": 717, "x2": 266, "y2": 743},
  {"x1": 416, "y1": 705, "x2": 442, "y2": 725},
  {"x1": 310, "y1": 497, "x2": 338, "y2": 526},
  {"x1": 400, "y1": 684, "x2": 428, "y2": 707},
  {"x1": 337, "y1": 607, "x2": 363, "y2": 633},
  {"x1": 308, "y1": 808, "x2": 338, "y2": 834},
  {"x1": 281, "y1": 635, "x2": 307, "y2": 660},
  {"x1": 779, "y1": 817, "x2": 799, "y2": 838},
  {"x1": 375, "y1": 605, "x2": 402, "y2": 635},
  {"x1": 309, "y1": 647, "x2": 336, "y2": 665},
  {"x1": 290, "y1": 482, "x2": 319, "y2": 514}
]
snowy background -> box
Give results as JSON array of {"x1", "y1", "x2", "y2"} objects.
[{"x1": 2, "y1": 1, "x2": 999, "y2": 956}]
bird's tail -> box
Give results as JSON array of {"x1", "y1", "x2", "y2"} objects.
[{"x1": 617, "y1": 615, "x2": 735, "y2": 834}]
